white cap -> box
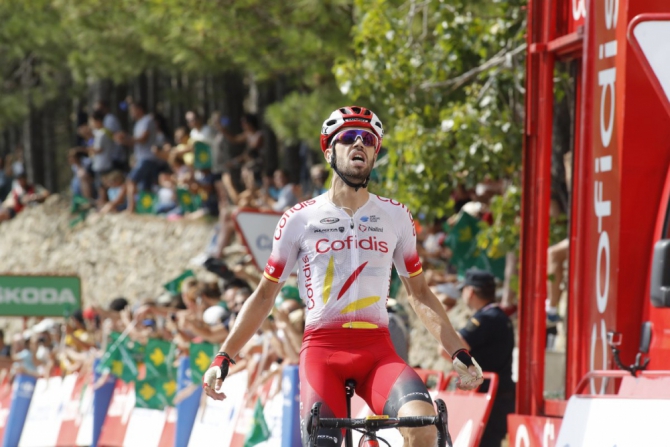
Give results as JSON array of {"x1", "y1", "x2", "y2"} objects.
[
  {"x1": 461, "y1": 201, "x2": 483, "y2": 216},
  {"x1": 202, "y1": 306, "x2": 226, "y2": 325},
  {"x1": 33, "y1": 318, "x2": 57, "y2": 333}
]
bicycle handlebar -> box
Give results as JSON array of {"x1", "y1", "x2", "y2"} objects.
[
  {"x1": 317, "y1": 415, "x2": 441, "y2": 430},
  {"x1": 308, "y1": 399, "x2": 453, "y2": 447}
]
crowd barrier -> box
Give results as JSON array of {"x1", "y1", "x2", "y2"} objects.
[{"x1": 0, "y1": 364, "x2": 495, "y2": 447}]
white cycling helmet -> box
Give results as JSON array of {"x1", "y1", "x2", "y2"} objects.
[{"x1": 320, "y1": 106, "x2": 384, "y2": 153}]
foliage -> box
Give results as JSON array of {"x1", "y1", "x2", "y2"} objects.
[
  {"x1": 54, "y1": 0, "x2": 355, "y2": 84},
  {"x1": 335, "y1": 0, "x2": 527, "y2": 239},
  {"x1": 0, "y1": 0, "x2": 71, "y2": 128},
  {"x1": 476, "y1": 183, "x2": 522, "y2": 255},
  {"x1": 264, "y1": 85, "x2": 348, "y2": 148},
  {"x1": 0, "y1": 0, "x2": 357, "y2": 128}
]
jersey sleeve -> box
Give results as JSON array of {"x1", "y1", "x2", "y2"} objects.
[
  {"x1": 263, "y1": 210, "x2": 303, "y2": 283},
  {"x1": 392, "y1": 206, "x2": 423, "y2": 278}
]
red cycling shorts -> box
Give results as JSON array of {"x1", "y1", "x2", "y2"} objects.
[{"x1": 299, "y1": 328, "x2": 432, "y2": 446}]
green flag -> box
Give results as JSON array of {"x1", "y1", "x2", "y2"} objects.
[
  {"x1": 443, "y1": 211, "x2": 506, "y2": 280},
  {"x1": 193, "y1": 141, "x2": 212, "y2": 169},
  {"x1": 163, "y1": 270, "x2": 195, "y2": 295},
  {"x1": 135, "y1": 379, "x2": 172, "y2": 410},
  {"x1": 156, "y1": 377, "x2": 177, "y2": 407},
  {"x1": 176, "y1": 187, "x2": 201, "y2": 213},
  {"x1": 244, "y1": 398, "x2": 270, "y2": 447},
  {"x1": 98, "y1": 332, "x2": 139, "y2": 383},
  {"x1": 189, "y1": 342, "x2": 218, "y2": 385},
  {"x1": 144, "y1": 338, "x2": 177, "y2": 380},
  {"x1": 136, "y1": 191, "x2": 157, "y2": 214}
]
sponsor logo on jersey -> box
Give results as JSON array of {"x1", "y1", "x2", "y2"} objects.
[
  {"x1": 359, "y1": 224, "x2": 383, "y2": 232},
  {"x1": 360, "y1": 215, "x2": 380, "y2": 222},
  {"x1": 316, "y1": 236, "x2": 389, "y2": 253},
  {"x1": 375, "y1": 195, "x2": 416, "y2": 236},
  {"x1": 302, "y1": 255, "x2": 315, "y2": 310},
  {"x1": 313, "y1": 227, "x2": 340, "y2": 233},
  {"x1": 274, "y1": 199, "x2": 317, "y2": 240},
  {"x1": 338, "y1": 227, "x2": 345, "y2": 233},
  {"x1": 320, "y1": 217, "x2": 340, "y2": 224}
]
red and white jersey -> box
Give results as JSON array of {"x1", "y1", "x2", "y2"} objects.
[{"x1": 264, "y1": 193, "x2": 423, "y2": 331}]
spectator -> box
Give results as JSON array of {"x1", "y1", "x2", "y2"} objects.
[
  {"x1": 441, "y1": 269, "x2": 515, "y2": 447},
  {"x1": 209, "y1": 112, "x2": 233, "y2": 178},
  {"x1": 154, "y1": 109, "x2": 170, "y2": 147},
  {"x1": 307, "y1": 164, "x2": 329, "y2": 199},
  {"x1": 0, "y1": 329, "x2": 12, "y2": 372},
  {"x1": 66, "y1": 148, "x2": 92, "y2": 200},
  {"x1": 9, "y1": 145, "x2": 25, "y2": 177},
  {"x1": 99, "y1": 170, "x2": 127, "y2": 213},
  {"x1": 88, "y1": 110, "x2": 115, "y2": 200},
  {"x1": 269, "y1": 169, "x2": 300, "y2": 212},
  {"x1": 0, "y1": 330, "x2": 10, "y2": 358},
  {"x1": 155, "y1": 172, "x2": 178, "y2": 215},
  {"x1": 186, "y1": 169, "x2": 220, "y2": 220},
  {"x1": 115, "y1": 101, "x2": 159, "y2": 213},
  {"x1": 213, "y1": 162, "x2": 274, "y2": 258},
  {"x1": 0, "y1": 172, "x2": 50, "y2": 223},
  {"x1": 186, "y1": 111, "x2": 215, "y2": 146},
  {"x1": 221, "y1": 114, "x2": 264, "y2": 179},
  {"x1": 546, "y1": 238, "x2": 568, "y2": 329},
  {"x1": 11, "y1": 334, "x2": 39, "y2": 377},
  {"x1": 94, "y1": 100, "x2": 126, "y2": 171},
  {"x1": 0, "y1": 155, "x2": 12, "y2": 202}
]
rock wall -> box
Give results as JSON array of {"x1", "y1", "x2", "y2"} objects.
[{"x1": 0, "y1": 196, "x2": 215, "y2": 307}]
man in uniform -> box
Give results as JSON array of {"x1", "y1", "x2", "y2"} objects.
[{"x1": 447, "y1": 268, "x2": 515, "y2": 447}]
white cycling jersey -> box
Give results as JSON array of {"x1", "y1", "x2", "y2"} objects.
[{"x1": 264, "y1": 193, "x2": 423, "y2": 331}]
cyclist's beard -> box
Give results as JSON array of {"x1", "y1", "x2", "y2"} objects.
[{"x1": 334, "y1": 151, "x2": 373, "y2": 183}]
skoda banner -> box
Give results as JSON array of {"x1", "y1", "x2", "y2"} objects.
[{"x1": 0, "y1": 275, "x2": 82, "y2": 316}]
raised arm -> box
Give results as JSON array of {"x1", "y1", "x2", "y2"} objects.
[{"x1": 203, "y1": 277, "x2": 282, "y2": 400}]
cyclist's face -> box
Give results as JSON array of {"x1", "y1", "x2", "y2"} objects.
[{"x1": 328, "y1": 128, "x2": 377, "y2": 181}]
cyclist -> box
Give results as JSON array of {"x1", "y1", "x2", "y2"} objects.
[{"x1": 203, "y1": 106, "x2": 484, "y2": 446}]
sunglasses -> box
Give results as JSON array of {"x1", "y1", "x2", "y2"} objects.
[{"x1": 333, "y1": 129, "x2": 378, "y2": 148}]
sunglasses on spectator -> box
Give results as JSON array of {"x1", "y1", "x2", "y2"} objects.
[{"x1": 333, "y1": 129, "x2": 378, "y2": 148}]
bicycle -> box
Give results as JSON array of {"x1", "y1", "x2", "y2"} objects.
[{"x1": 307, "y1": 379, "x2": 453, "y2": 447}]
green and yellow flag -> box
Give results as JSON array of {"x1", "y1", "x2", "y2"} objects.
[
  {"x1": 135, "y1": 378, "x2": 177, "y2": 410},
  {"x1": 136, "y1": 191, "x2": 157, "y2": 214},
  {"x1": 144, "y1": 338, "x2": 177, "y2": 380},
  {"x1": 189, "y1": 342, "x2": 218, "y2": 385},
  {"x1": 443, "y1": 211, "x2": 506, "y2": 280},
  {"x1": 163, "y1": 270, "x2": 195, "y2": 295},
  {"x1": 244, "y1": 398, "x2": 270, "y2": 447},
  {"x1": 193, "y1": 141, "x2": 212, "y2": 169},
  {"x1": 176, "y1": 187, "x2": 201, "y2": 213},
  {"x1": 98, "y1": 332, "x2": 139, "y2": 383}
]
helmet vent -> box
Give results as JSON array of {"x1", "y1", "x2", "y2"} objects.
[
  {"x1": 351, "y1": 106, "x2": 361, "y2": 114},
  {"x1": 326, "y1": 119, "x2": 337, "y2": 126}
]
